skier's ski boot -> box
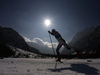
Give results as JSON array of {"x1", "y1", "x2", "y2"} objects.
[
  {"x1": 56, "y1": 58, "x2": 63, "y2": 63},
  {"x1": 56, "y1": 58, "x2": 61, "y2": 62}
]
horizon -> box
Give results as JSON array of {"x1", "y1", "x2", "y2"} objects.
[{"x1": 1, "y1": 25, "x2": 99, "y2": 54}]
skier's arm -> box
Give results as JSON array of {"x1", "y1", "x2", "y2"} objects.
[{"x1": 48, "y1": 31, "x2": 53, "y2": 35}]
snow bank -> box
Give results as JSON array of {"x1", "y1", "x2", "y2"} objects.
[{"x1": 0, "y1": 58, "x2": 100, "y2": 75}]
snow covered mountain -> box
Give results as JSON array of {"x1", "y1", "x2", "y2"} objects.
[
  {"x1": 27, "y1": 42, "x2": 53, "y2": 54},
  {"x1": 69, "y1": 26, "x2": 95, "y2": 49},
  {"x1": 68, "y1": 25, "x2": 100, "y2": 57},
  {"x1": 0, "y1": 26, "x2": 39, "y2": 57}
]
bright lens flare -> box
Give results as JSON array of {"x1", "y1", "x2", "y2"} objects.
[{"x1": 45, "y1": 20, "x2": 50, "y2": 27}]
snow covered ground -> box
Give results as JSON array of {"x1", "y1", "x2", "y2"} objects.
[{"x1": 0, "y1": 58, "x2": 100, "y2": 75}]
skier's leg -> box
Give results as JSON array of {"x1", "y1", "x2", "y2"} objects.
[
  {"x1": 61, "y1": 39, "x2": 71, "y2": 50},
  {"x1": 56, "y1": 43, "x2": 62, "y2": 55},
  {"x1": 63, "y1": 40, "x2": 79, "y2": 54},
  {"x1": 64, "y1": 42, "x2": 75, "y2": 51},
  {"x1": 56, "y1": 43, "x2": 62, "y2": 61},
  {"x1": 61, "y1": 39, "x2": 75, "y2": 51},
  {"x1": 61, "y1": 39, "x2": 79, "y2": 54},
  {"x1": 64, "y1": 43, "x2": 71, "y2": 50}
]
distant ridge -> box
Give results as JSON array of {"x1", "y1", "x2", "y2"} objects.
[
  {"x1": 68, "y1": 25, "x2": 100, "y2": 57},
  {"x1": 0, "y1": 26, "x2": 39, "y2": 57},
  {"x1": 61, "y1": 25, "x2": 100, "y2": 57}
]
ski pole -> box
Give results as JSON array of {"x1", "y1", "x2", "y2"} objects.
[
  {"x1": 49, "y1": 33, "x2": 55, "y2": 55},
  {"x1": 49, "y1": 33, "x2": 57, "y2": 69}
]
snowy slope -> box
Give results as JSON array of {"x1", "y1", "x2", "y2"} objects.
[
  {"x1": 0, "y1": 26, "x2": 39, "y2": 57},
  {"x1": 69, "y1": 25, "x2": 100, "y2": 52},
  {"x1": 0, "y1": 58, "x2": 100, "y2": 75},
  {"x1": 62, "y1": 25, "x2": 100, "y2": 57}
]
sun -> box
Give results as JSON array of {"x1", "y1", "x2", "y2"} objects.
[{"x1": 44, "y1": 19, "x2": 50, "y2": 27}]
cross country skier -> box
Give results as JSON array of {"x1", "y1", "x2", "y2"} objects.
[{"x1": 48, "y1": 29, "x2": 79, "y2": 62}]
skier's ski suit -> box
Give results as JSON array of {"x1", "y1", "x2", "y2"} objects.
[{"x1": 48, "y1": 29, "x2": 72, "y2": 61}]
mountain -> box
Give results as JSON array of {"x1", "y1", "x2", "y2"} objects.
[
  {"x1": 27, "y1": 42, "x2": 53, "y2": 54},
  {"x1": 0, "y1": 26, "x2": 39, "y2": 57},
  {"x1": 0, "y1": 44, "x2": 38, "y2": 58},
  {"x1": 68, "y1": 25, "x2": 100, "y2": 57},
  {"x1": 68, "y1": 26, "x2": 95, "y2": 49}
]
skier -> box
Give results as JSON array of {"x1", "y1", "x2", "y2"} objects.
[{"x1": 48, "y1": 29, "x2": 79, "y2": 62}]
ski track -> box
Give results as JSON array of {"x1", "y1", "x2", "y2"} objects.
[{"x1": 0, "y1": 58, "x2": 100, "y2": 75}]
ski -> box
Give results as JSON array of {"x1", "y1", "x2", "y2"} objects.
[
  {"x1": 54, "y1": 51, "x2": 96, "y2": 59},
  {"x1": 78, "y1": 52, "x2": 96, "y2": 58},
  {"x1": 66, "y1": 51, "x2": 96, "y2": 59}
]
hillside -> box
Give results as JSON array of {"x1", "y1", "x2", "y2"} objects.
[
  {"x1": 0, "y1": 26, "x2": 39, "y2": 57},
  {"x1": 68, "y1": 25, "x2": 100, "y2": 57}
]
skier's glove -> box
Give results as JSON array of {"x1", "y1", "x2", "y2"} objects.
[{"x1": 48, "y1": 31, "x2": 50, "y2": 33}]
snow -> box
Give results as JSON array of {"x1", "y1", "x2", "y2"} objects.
[{"x1": 0, "y1": 58, "x2": 100, "y2": 75}]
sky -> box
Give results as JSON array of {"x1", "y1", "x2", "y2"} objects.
[{"x1": 0, "y1": 0, "x2": 100, "y2": 46}]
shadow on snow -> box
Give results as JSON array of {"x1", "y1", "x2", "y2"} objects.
[{"x1": 48, "y1": 64, "x2": 99, "y2": 75}]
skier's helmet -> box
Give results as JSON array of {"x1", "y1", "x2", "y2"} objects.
[{"x1": 52, "y1": 29, "x2": 56, "y2": 33}]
